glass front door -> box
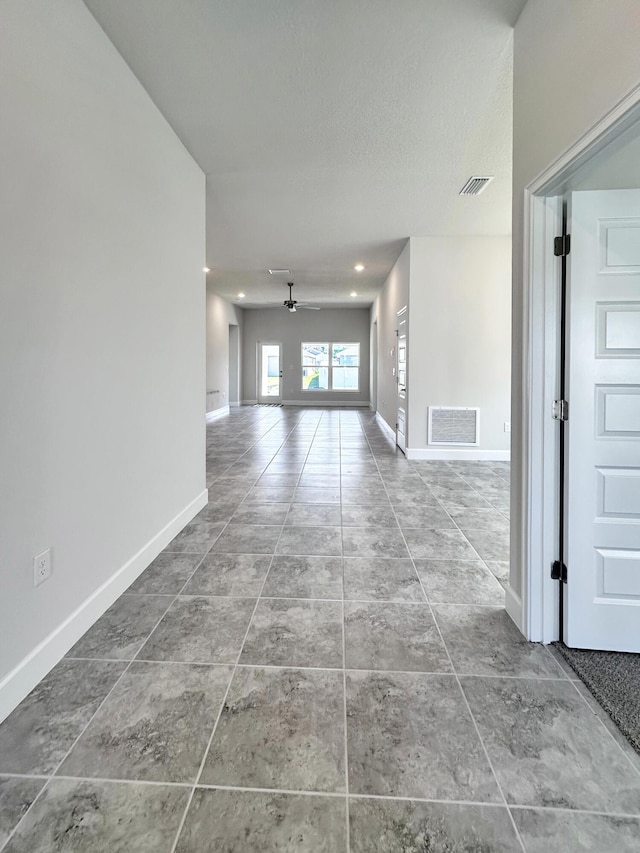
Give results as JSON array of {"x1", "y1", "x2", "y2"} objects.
[{"x1": 258, "y1": 343, "x2": 282, "y2": 403}]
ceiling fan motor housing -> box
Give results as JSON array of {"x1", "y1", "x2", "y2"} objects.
[{"x1": 284, "y1": 282, "x2": 297, "y2": 311}]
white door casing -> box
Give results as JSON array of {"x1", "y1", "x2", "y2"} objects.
[
  {"x1": 397, "y1": 307, "x2": 407, "y2": 453},
  {"x1": 521, "y1": 84, "x2": 640, "y2": 644},
  {"x1": 565, "y1": 189, "x2": 640, "y2": 651}
]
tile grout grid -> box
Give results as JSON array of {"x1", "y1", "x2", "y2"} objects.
[
  {"x1": 0, "y1": 407, "x2": 639, "y2": 851},
  {"x1": 359, "y1": 415, "x2": 529, "y2": 853}
]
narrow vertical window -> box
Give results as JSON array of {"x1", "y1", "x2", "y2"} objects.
[
  {"x1": 331, "y1": 343, "x2": 359, "y2": 390},
  {"x1": 302, "y1": 343, "x2": 329, "y2": 390}
]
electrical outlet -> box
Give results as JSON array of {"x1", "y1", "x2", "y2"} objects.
[
  {"x1": 33, "y1": 548, "x2": 51, "y2": 586},
  {"x1": 504, "y1": 422, "x2": 511, "y2": 433}
]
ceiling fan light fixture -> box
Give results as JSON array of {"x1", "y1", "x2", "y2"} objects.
[
  {"x1": 282, "y1": 282, "x2": 319, "y2": 311},
  {"x1": 284, "y1": 282, "x2": 299, "y2": 312}
]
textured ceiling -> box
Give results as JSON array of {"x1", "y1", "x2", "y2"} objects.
[{"x1": 83, "y1": 0, "x2": 526, "y2": 307}]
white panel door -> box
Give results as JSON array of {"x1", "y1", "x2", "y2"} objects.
[{"x1": 565, "y1": 189, "x2": 640, "y2": 651}]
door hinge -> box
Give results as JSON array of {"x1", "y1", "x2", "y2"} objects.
[
  {"x1": 552, "y1": 399, "x2": 569, "y2": 421},
  {"x1": 554, "y1": 234, "x2": 571, "y2": 256},
  {"x1": 551, "y1": 560, "x2": 567, "y2": 582}
]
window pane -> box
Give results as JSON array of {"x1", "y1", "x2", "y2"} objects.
[
  {"x1": 332, "y1": 343, "x2": 359, "y2": 366},
  {"x1": 302, "y1": 366, "x2": 329, "y2": 390},
  {"x1": 302, "y1": 343, "x2": 329, "y2": 366},
  {"x1": 332, "y1": 367, "x2": 359, "y2": 390},
  {"x1": 266, "y1": 355, "x2": 279, "y2": 377}
]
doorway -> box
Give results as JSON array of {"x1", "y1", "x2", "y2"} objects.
[
  {"x1": 228, "y1": 324, "x2": 239, "y2": 407},
  {"x1": 258, "y1": 342, "x2": 282, "y2": 404},
  {"x1": 521, "y1": 96, "x2": 640, "y2": 648}
]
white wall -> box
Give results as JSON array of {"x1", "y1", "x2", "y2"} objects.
[
  {"x1": 511, "y1": 0, "x2": 640, "y2": 601},
  {"x1": 0, "y1": 0, "x2": 206, "y2": 718},
  {"x1": 371, "y1": 242, "x2": 410, "y2": 433},
  {"x1": 206, "y1": 289, "x2": 244, "y2": 413},
  {"x1": 242, "y1": 308, "x2": 371, "y2": 405},
  {"x1": 408, "y1": 236, "x2": 511, "y2": 458}
]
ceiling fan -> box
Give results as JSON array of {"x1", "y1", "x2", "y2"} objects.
[{"x1": 283, "y1": 282, "x2": 320, "y2": 313}]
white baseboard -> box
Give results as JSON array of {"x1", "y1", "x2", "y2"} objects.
[
  {"x1": 405, "y1": 447, "x2": 510, "y2": 461},
  {"x1": 375, "y1": 412, "x2": 396, "y2": 439},
  {"x1": 229, "y1": 401, "x2": 240, "y2": 408},
  {"x1": 504, "y1": 584, "x2": 524, "y2": 635},
  {"x1": 242, "y1": 399, "x2": 258, "y2": 406},
  {"x1": 206, "y1": 405, "x2": 230, "y2": 421},
  {"x1": 282, "y1": 400, "x2": 371, "y2": 408},
  {"x1": 0, "y1": 489, "x2": 208, "y2": 724}
]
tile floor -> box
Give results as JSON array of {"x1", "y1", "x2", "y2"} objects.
[{"x1": 1, "y1": 407, "x2": 639, "y2": 851}]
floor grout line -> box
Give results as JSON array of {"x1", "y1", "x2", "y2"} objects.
[
  {"x1": 58, "y1": 657, "x2": 579, "y2": 680},
  {"x1": 358, "y1": 417, "x2": 528, "y2": 853},
  {"x1": 51, "y1": 775, "x2": 193, "y2": 789},
  {"x1": 340, "y1": 414, "x2": 352, "y2": 852},
  {"x1": 564, "y1": 674, "x2": 640, "y2": 780},
  {"x1": 169, "y1": 409, "x2": 324, "y2": 853},
  {"x1": 116, "y1": 593, "x2": 509, "y2": 607},
  {"x1": 0, "y1": 583, "x2": 190, "y2": 853},
  {"x1": 3, "y1": 774, "x2": 640, "y2": 819}
]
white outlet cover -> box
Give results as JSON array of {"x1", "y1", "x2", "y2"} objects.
[{"x1": 33, "y1": 548, "x2": 52, "y2": 586}]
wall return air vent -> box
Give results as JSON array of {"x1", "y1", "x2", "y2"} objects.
[
  {"x1": 459, "y1": 176, "x2": 494, "y2": 196},
  {"x1": 428, "y1": 407, "x2": 479, "y2": 446}
]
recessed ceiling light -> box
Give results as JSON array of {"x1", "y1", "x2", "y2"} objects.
[
  {"x1": 202, "y1": 266, "x2": 211, "y2": 273},
  {"x1": 237, "y1": 292, "x2": 245, "y2": 298},
  {"x1": 350, "y1": 291, "x2": 357, "y2": 297},
  {"x1": 268, "y1": 269, "x2": 291, "y2": 275},
  {"x1": 354, "y1": 264, "x2": 365, "y2": 272}
]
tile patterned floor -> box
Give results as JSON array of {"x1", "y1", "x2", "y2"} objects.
[{"x1": 1, "y1": 407, "x2": 639, "y2": 851}]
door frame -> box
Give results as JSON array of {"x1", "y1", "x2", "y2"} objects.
[
  {"x1": 257, "y1": 341, "x2": 283, "y2": 404},
  {"x1": 519, "y1": 83, "x2": 640, "y2": 643},
  {"x1": 371, "y1": 320, "x2": 378, "y2": 412},
  {"x1": 228, "y1": 324, "x2": 240, "y2": 406},
  {"x1": 396, "y1": 306, "x2": 408, "y2": 452}
]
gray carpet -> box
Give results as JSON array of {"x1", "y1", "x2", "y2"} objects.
[{"x1": 554, "y1": 643, "x2": 640, "y2": 755}]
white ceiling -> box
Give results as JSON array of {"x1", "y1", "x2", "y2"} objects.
[{"x1": 83, "y1": 0, "x2": 526, "y2": 307}]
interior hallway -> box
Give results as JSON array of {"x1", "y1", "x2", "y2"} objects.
[{"x1": 0, "y1": 407, "x2": 639, "y2": 851}]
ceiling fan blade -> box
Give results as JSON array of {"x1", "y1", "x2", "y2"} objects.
[{"x1": 299, "y1": 305, "x2": 321, "y2": 310}]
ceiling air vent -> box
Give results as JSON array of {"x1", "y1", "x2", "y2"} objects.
[
  {"x1": 459, "y1": 176, "x2": 494, "y2": 196},
  {"x1": 428, "y1": 407, "x2": 479, "y2": 446}
]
